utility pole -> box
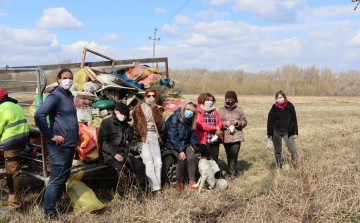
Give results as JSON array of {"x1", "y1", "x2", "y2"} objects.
[{"x1": 149, "y1": 28, "x2": 160, "y2": 69}]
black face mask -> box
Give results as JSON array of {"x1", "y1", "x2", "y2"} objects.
[{"x1": 226, "y1": 101, "x2": 235, "y2": 106}]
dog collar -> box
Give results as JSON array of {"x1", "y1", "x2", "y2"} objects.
[{"x1": 201, "y1": 156, "x2": 211, "y2": 160}]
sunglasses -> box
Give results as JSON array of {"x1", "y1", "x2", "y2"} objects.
[{"x1": 147, "y1": 95, "x2": 156, "y2": 98}]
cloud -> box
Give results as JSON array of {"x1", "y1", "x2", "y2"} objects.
[
  {"x1": 96, "y1": 34, "x2": 120, "y2": 43},
  {"x1": 0, "y1": 10, "x2": 5, "y2": 17},
  {"x1": 174, "y1": 15, "x2": 195, "y2": 25},
  {"x1": 231, "y1": 0, "x2": 306, "y2": 23},
  {"x1": 161, "y1": 23, "x2": 181, "y2": 37},
  {"x1": 195, "y1": 9, "x2": 229, "y2": 20},
  {"x1": 347, "y1": 31, "x2": 360, "y2": 47},
  {"x1": 209, "y1": 0, "x2": 231, "y2": 7},
  {"x1": 234, "y1": 64, "x2": 249, "y2": 70},
  {"x1": 36, "y1": 7, "x2": 84, "y2": 30},
  {"x1": 299, "y1": 5, "x2": 357, "y2": 21},
  {"x1": 155, "y1": 7, "x2": 166, "y2": 13}
]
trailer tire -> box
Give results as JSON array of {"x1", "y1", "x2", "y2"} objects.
[{"x1": 162, "y1": 154, "x2": 177, "y2": 188}]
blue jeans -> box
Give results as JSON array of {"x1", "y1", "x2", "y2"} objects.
[{"x1": 43, "y1": 141, "x2": 75, "y2": 215}]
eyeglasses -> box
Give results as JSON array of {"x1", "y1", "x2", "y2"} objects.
[{"x1": 147, "y1": 95, "x2": 156, "y2": 98}]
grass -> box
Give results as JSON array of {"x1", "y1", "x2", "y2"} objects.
[{"x1": 1, "y1": 95, "x2": 359, "y2": 222}]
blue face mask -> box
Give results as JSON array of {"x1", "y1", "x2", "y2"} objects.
[
  {"x1": 184, "y1": 110, "x2": 194, "y2": 119},
  {"x1": 276, "y1": 98, "x2": 285, "y2": 104}
]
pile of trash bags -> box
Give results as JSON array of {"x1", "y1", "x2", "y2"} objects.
[{"x1": 27, "y1": 64, "x2": 189, "y2": 163}]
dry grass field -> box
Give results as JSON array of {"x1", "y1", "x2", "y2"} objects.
[{"x1": 1, "y1": 95, "x2": 359, "y2": 222}]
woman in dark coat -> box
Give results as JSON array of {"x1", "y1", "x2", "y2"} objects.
[
  {"x1": 267, "y1": 90, "x2": 298, "y2": 169},
  {"x1": 162, "y1": 102, "x2": 199, "y2": 192}
]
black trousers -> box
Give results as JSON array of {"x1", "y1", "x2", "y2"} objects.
[
  {"x1": 206, "y1": 142, "x2": 220, "y2": 163},
  {"x1": 224, "y1": 142, "x2": 241, "y2": 174},
  {"x1": 106, "y1": 155, "x2": 146, "y2": 196}
]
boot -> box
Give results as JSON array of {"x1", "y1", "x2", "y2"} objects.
[
  {"x1": 275, "y1": 155, "x2": 283, "y2": 169},
  {"x1": 176, "y1": 183, "x2": 184, "y2": 193},
  {"x1": 188, "y1": 181, "x2": 198, "y2": 192}
]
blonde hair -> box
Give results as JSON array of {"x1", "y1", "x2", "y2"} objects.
[{"x1": 180, "y1": 102, "x2": 198, "y2": 129}]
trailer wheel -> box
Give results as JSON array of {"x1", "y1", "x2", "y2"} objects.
[{"x1": 162, "y1": 154, "x2": 177, "y2": 188}]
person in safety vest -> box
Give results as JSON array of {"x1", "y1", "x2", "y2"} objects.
[{"x1": 0, "y1": 88, "x2": 29, "y2": 213}]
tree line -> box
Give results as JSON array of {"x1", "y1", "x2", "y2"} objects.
[
  {"x1": 1, "y1": 64, "x2": 360, "y2": 96},
  {"x1": 170, "y1": 65, "x2": 360, "y2": 96}
]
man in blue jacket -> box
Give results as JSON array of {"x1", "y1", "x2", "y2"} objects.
[
  {"x1": 0, "y1": 89, "x2": 29, "y2": 213},
  {"x1": 34, "y1": 69, "x2": 78, "y2": 220}
]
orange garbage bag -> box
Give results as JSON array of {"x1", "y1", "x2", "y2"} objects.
[{"x1": 78, "y1": 123, "x2": 99, "y2": 162}]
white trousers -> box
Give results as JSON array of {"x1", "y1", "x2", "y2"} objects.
[{"x1": 140, "y1": 131, "x2": 162, "y2": 191}]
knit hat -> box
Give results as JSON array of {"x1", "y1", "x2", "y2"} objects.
[
  {"x1": 115, "y1": 102, "x2": 130, "y2": 114},
  {"x1": 0, "y1": 89, "x2": 8, "y2": 99},
  {"x1": 225, "y1": 91, "x2": 237, "y2": 102}
]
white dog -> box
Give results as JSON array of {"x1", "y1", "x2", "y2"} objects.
[{"x1": 192, "y1": 144, "x2": 228, "y2": 193}]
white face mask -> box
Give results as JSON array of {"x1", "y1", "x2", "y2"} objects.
[
  {"x1": 204, "y1": 101, "x2": 214, "y2": 107},
  {"x1": 145, "y1": 98, "x2": 151, "y2": 104},
  {"x1": 116, "y1": 114, "x2": 126, "y2": 122},
  {"x1": 61, "y1": 79, "x2": 73, "y2": 90}
]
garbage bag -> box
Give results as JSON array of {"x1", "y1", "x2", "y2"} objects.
[
  {"x1": 66, "y1": 171, "x2": 106, "y2": 215},
  {"x1": 91, "y1": 100, "x2": 115, "y2": 109},
  {"x1": 27, "y1": 93, "x2": 49, "y2": 125},
  {"x1": 267, "y1": 138, "x2": 273, "y2": 149},
  {"x1": 74, "y1": 69, "x2": 89, "y2": 91},
  {"x1": 78, "y1": 123, "x2": 99, "y2": 162}
]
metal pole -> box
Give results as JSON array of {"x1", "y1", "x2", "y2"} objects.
[
  {"x1": 153, "y1": 29, "x2": 156, "y2": 68},
  {"x1": 149, "y1": 29, "x2": 160, "y2": 69}
]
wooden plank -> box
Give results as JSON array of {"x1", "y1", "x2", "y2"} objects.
[
  {"x1": 80, "y1": 47, "x2": 116, "y2": 69},
  {"x1": 10, "y1": 58, "x2": 168, "y2": 71}
]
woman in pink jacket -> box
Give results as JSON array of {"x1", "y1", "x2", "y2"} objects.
[{"x1": 196, "y1": 93, "x2": 223, "y2": 162}]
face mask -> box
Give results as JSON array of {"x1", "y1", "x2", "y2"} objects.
[
  {"x1": 116, "y1": 114, "x2": 126, "y2": 122},
  {"x1": 61, "y1": 79, "x2": 73, "y2": 90},
  {"x1": 226, "y1": 101, "x2": 235, "y2": 106},
  {"x1": 145, "y1": 98, "x2": 151, "y2": 104},
  {"x1": 204, "y1": 101, "x2": 214, "y2": 107},
  {"x1": 276, "y1": 98, "x2": 285, "y2": 104},
  {"x1": 184, "y1": 110, "x2": 194, "y2": 119}
]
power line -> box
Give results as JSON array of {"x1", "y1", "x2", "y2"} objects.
[
  {"x1": 126, "y1": 0, "x2": 210, "y2": 60},
  {"x1": 158, "y1": 0, "x2": 192, "y2": 29},
  {"x1": 158, "y1": 0, "x2": 211, "y2": 38},
  {"x1": 125, "y1": 1, "x2": 192, "y2": 60}
]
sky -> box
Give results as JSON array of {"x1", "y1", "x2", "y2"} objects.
[{"x1": 1, "y1": 0, "x2": 360, "y2": 72}]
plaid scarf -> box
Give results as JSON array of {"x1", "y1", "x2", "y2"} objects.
[{"x1": 204, "y1": 110, "x2": 216, "y2": 143}]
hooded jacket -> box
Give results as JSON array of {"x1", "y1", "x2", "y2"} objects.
[
  {"x1": 267, "y1": 101, "x2": 298, "y2": 137},
  {"x1": 98, "y1": 115, "x2": 138, "y2": 164},
  {"x1": 34, "y1": 87, "x2": 79, "y2": 148},
  {"x1": 162, "y1": 109, "x2": 199, "y2": 153},
  {"x1": 0, "y1": 97, "x2": 29, "y2": 150}
]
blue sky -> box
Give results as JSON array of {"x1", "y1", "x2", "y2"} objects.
[{"x1": 1, "y1": 0, "x2": 360, "y2": 72}]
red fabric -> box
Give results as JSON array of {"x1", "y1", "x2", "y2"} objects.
[
  {"x1": 161, "y1": 100, "x2": 187, "y2": 115},
  {"x1": 127, "y1": 65, "x2": 149, "y2": 80},
  {"x1": 0, "y1": 88, "x2": 8, "y2": 99},
  {"x1": 195, "y1": 105, "x2": 223, "y2": 144},
  {"x1": 138, "y1": 73, "x2": 162, "y2": 88},
  {"x1": 275, "y1": 99, "x2": 288, "y2": 109}
]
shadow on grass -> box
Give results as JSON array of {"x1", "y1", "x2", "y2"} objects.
[{"x1": 217, "y1": 159, "x2": 252, "y2": 174}]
